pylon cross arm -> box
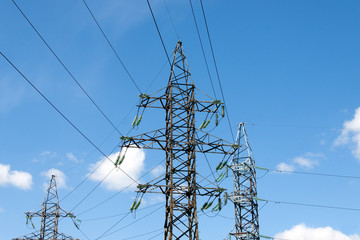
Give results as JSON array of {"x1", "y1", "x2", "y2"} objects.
[{"x1": 120, "y1": 128, "x2": 236, "y2": 155}]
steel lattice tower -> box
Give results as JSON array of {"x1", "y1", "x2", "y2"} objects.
[
  {"x1": 13, "y1": 175, "x2": 79, "y2": 240},
  {"x1": 229, "y1": 123, "x2": 259, "y2": 239},
  {"x1": 119, "y1": 41, "x2": 236, "y2": 240}
]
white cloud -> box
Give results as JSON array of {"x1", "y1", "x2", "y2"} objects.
[
  {"x1": 0, "y1": 206, "x2": 4, "y2": 213},
  {"x1": 42, "y1": 168, "x2": 67, "y2": 189},
  {"x1": 150, "y1": 165, "x2": 165, "y2": 177},
  {"x1": 88, "y1": 147, "x2": 145, "y2": 191},
  {"x1": 335, "y1": 107, "x2": 360, "y2": 160},
  {"x1": 276, "y1": 152, "x2": 323, "y2": 172},
  {"x1": 0, "y1": 164, "x2": 32, "y2": 190},
  {"x1": 275, "y1": 223, "x2": 360, "y2": 240},
  {"x1": 276, "y1": 162, "x2": 295, "y2": 172},
  {"x1": 33, "y1": 151, "x2": 57, "y2": 163},
  {"x1": 293, "y1": 157, "x2": 319, "y2": 169},
  {"x1": 66, "y1": 152, "x2": 82, "y2": 163}
]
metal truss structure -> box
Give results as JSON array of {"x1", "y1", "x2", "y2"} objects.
[
  {"x1": 13, "y1": 175, "x2": 79, "y2": 240},
  {"x1": 229, "y1": 123, "x2": 259, "y2": 240},
  {"x1": 119, "y1": 41, "x2": 236, "y2": 240}
]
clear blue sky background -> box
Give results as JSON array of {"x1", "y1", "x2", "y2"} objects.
[{"x1": 1, "y1": 0, "x2": 360, "y2": 239}]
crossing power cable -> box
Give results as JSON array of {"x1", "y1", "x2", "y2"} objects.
[
  {"x1": 199, "y1": 0, "x2": 235, "y2": 141},
  {"x1": 0, "y1": 51, "x2": 139, "y2": 187},
  {"x1": 82, "y1": 202, "x2": 163, "y2": 222},
  {"x1": 81, "y1": 0, "x2": 142, "y2": 94},
  {"x1": 97, "y1": 204, "x2": 164, "y2": 239},
  {"x1": 189, "y1": 0, "x2": 217, "y2": 100},
  {"x1": 146, "y1": 0, "x2": 171, "y2": 66},
  {"x1": 163, "y1": 0, "x2": 180, "y2": 40},
  {"x1": 257, "y1": 198, "x2": 360, "y2": 212},
  {"x1": 61, "y1": 59, "x2": 168, "y2": 203},
  {"x1": 256, "y1": 166, "x2": 360, "y2": 180},
  {"x1": 120, "y1": 228, "x2": 163, "y2": 240},
  {"x1": 95, "y1": 212, "x2": 131, "y2": 240},
  {"x1": 77, "y1": 157, "x2": 166, "y2": 216},
  {"x1": 246, "y1": 122, "x2": 341, "y2": 130},
  {"x1": 12, "y1": 0, "x2": 125, "y2": 138}
]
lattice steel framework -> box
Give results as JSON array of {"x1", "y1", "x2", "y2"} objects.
[
  {"x1": 119, "y1": 41, "x2": 236, "y2": 240},
  {"x1": 13, "y1": 175, "x2": 79, "y2": 240},
  {"x1": 229, "y1": 123, "x2": 259, "y2": 239}
]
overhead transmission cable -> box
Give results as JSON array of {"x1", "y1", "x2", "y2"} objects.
[
  {"x1": 163, "y1": 0, "x2": 180, "y2": 40},
  {"x1": 0, "y1": 52, "x2": 139, "y2": 188},
  {"x1": 199, "y1": 0, "x2": 235, "y2": 141},
  {"x1": 189, "y1": 0, "x2": 217, "y2": 99},
  {"x1": 82, "y1": 202, "x2": 163, "y2": 222},
  {"x1": 119, "y1": 228, "x2": 163, "y2": 240},
  {"x1": 256, "y1": 166, "x2": 360, "y2": 180},
  {"x1": 97, "y1": 204, "x2": 164, "y2": 239},
  {"x1": 95, "y1": 212, "x2": 131, "y2": 240},
  {"x1": 146, "y1": 0, "x2": 171, "y2": 66},
  {"x1": 61, "y1": 58, "x2": 168, "y2": 203},
  {"x1": 246, "y1": 122, "x2": 341, "y2": 130},
  {"x1": 81, "y1": 0, "x2": 142, "y2": 94},
  {"x1": 11, "y1": 0, "x2": 124, "y2": 137},
  {"x1": 69, "y1": 167, "x2": 116, "y2": 212},
  {"x1": 257, "y1": 198, "x2": 360, "y2": 212},
  {"x1": 77, "y1": 157, "x2": 166, "y2": 216}
]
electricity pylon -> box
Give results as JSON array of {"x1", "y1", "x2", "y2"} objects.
[
  {"x1": 118, "y1": 41, "x2": 236, "y2": 240},
  {"x1": 229, "y1": 123, "x2": 259, "y2": 239},
  {"x1": 13, "y1": 175, "x2": 79, "y2": 240}
]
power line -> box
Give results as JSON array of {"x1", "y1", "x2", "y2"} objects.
[
  {"x1": 11, "y1": 0, "x2": 124, "y2": 136},
  {"x1": 61, "y1": 60, "x2": 168, "y2": 203},
  {"x1": 120, "y1": 228, "x2": 163, "y2": 240},
  {"x1": 0, "y1": 51, "x2": 138, "y2": 188},
  {"x1": 258, "y1": 198, "x2": 360, "y2": 212},
  {"x1": 147, "y1": 230, "x2": 164, "y2": 240},
  {"x1": 163, "y1": 0, "x2": 180, "y2": 40},
  {"x1": 77, "y1": 157, "x2": 166, "y2": 216},
  {"x1": 256, "y1": 166, "x2": 360, "y2": 179},
  {"x1": 95, "y1": 212, "x2": 131, "y2": 240},
  {"x1": 246, "y1": 122, "x2": 341, "y2": 130},
  {"x1": 70, "y1": 167, "x2": 116, "y2": 212},
  {"x1": 81, "y1": 0, "x2": 142, "y2": 94},
  {"x1": 199, "y1": 0, "x2": 235, "y2": 141},
  {"x1": 188, "y1": 0, "x2": 217, "y2": 99},
  {"x1": 98, "y1": 204, "x2": 164, "y2": 239},
  {"x1": 82, "y1": 202, "x2": 163, "y2": 222},
  {"x1": 146, "y1": 0, "x2": 171, "y2": 66}
]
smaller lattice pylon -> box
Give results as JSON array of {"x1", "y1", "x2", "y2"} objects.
[
  {"x1": 229, "y1": 123, "x2": 260, "y2": 240},
  {"x1": 13, "y1": 175, "x2": 80, "y2": 240}
]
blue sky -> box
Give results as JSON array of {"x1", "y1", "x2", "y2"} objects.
[{"x1": 1, "y1": 0, "x2": 360, "y2": 239}]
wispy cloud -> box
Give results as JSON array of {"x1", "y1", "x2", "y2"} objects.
[
  {"x1": 276, "y1": 162, "x2": 295, "y2": 172},
  {"x1": 41, "y1": 168, "x2": 68, "y2": 189},
  {"x1": 88, "y1": 147, "x2": 145, "y2": 191},
  {"x1": 0, "y1": 164, "x2": 32, "y2": 190},
  {"x1": 334, "y1": 107, "x2": 360, "y2": 161},
  {"x1": 0, "y1": 77, "x2": 26, "y2": 112},
  {"x1": 275, "y1": 223, "x2": 360, "y2": 240},
  {"x1": 66, "y1": 152, "x2": 82, "y2": 164},
  {"x1": 150, "y1": 165, "x2": 165, "y2": 177},
  {"x1": 32, "y1": 151, "x2": 57, "y2": 163},
  {"x1": 293, "y1": 156, "x2": 319, "y2": 169},
  {"x1": 276, "y1": 152, "x2": 324, "y2": 173}
]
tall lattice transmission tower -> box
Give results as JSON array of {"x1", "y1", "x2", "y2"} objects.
[
  {"x1": 13, "y1": 175, "x2": 79, "y2": 240},
  {"x1": 229, "y1": 123, "x2": 259, "y2": 239},
  {"x1": 118, "y1": 40, "x2": 236, "y2": 240}
]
